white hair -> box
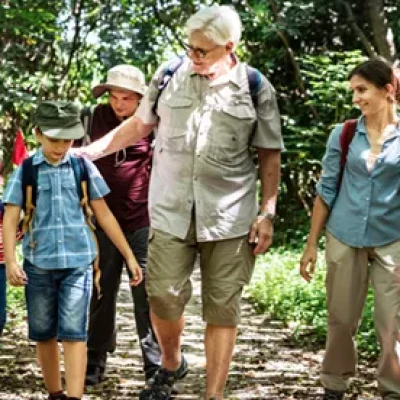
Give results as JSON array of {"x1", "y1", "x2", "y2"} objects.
[{"x1": 185, "y1": 5, "x2": 242, "y2": 49}]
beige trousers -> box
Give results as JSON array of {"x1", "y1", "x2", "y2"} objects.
[{"x1": 321, "y1": 232, "x2": 400, "y2": 399}]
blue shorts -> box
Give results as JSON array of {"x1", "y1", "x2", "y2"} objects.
[{"x1": 24, "y1": 260, "x2": 92, "y2": 342}]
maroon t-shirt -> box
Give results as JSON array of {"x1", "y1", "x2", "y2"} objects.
[{"x1": 89, "y1": 104, "x2": 152, "y2": 232}]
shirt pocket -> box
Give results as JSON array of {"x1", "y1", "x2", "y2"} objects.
[
  {"x1": 158, "y1": 127, "x2": 192, "y2": 153},
  {"x1": 208, "y1": 99, "x2": 256, "y2": 164},
  {"x1": 158, "y1": 94, "x2": 194, "y2": 130},
  {"x1": 35, "y1": 182, "x2": 51, "y2": 217},
  {"x1": 61, "y1": 178, "x2": 81, "y2": 210}
]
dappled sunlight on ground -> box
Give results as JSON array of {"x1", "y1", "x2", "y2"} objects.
[{"x1": 0, "y1": 269, "x2": 378, "y2": 399}]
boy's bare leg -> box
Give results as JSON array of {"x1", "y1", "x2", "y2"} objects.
[
  {"x1": 63, "y1": 341, "x2": 87, "y2": 398},
  {"x1": 36, "y1": 339, "x2": 62, "y2": 393}
]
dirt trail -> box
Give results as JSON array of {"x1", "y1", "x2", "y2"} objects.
[{"x1": 0, "y1": 271, "x2": 378, "y2": 399}]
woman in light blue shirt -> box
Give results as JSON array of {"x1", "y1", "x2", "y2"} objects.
[{"x1": 300, "y1": 58, "x2": 400, "y2": 400}]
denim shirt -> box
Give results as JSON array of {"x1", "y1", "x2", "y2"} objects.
[
  {"x1": 317, "y1": 116, "x2": 400, "y2": 248},
  {"x1": 3, "y1": 149, "x2": 110, "y2": 269}
]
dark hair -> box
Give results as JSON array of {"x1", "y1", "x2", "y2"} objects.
[{"x1": 348, "y1": 57, "x2": 400, "y2": 103}]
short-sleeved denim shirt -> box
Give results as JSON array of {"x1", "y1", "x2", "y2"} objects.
[
  {"x1": 136, "y1": 57, "x2": 283, "y2": 241},
  {"x1": 3, "y1": 149, "x2": 110, "y2": 269}
]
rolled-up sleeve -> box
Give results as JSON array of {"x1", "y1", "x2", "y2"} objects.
[
  {"x1": 84, "y1": 159, "x2": 110, "y2": 200},
  {"x1": 316, "y1": 124, "x2": 343, "y2": 209},
  {"x1": 251, "y1": 78, "x2": 284, "y2": 150},
  {"x1": 135, "y1": 63, "x2": 167, "y2": 125},
  {"x1": 3, "y1": 167, "x2": 23, "y2": 207}
]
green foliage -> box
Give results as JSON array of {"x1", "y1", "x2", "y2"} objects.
[
  {"x1": 274, "y1": 51, "x2": 366, "y2": 245},
  {"x1": 6, "y1": 286, "x2": 26, "y2": 327},
  {"x1": 248, "y1": 247, "x2": 379, "y2": 360},
  {"x1": 1, "y1": 1, "x2": 399, "y2": 239},
  {"x1": 4, "y1": 245, "x2": 26, "y2": 328}
]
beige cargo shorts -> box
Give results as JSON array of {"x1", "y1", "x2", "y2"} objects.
[{"x1": 146, "y1": 222, "x2": 255, "y2": 326}]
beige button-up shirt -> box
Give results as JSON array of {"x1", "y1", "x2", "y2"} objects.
[{"x1": 136, "y1": 58, "x2": 283, "y2": 242}]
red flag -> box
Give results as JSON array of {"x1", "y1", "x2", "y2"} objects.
[{"x1": 12, "y1": 129, "x2": 29, "y2": 165}]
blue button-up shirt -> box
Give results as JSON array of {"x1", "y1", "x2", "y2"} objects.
[
  {"x1": 317, "y1": 116, "x2": 400, "y2": 248},
  {"x1": 4, "y1": 149, "x2": 110, "y2": 269}
]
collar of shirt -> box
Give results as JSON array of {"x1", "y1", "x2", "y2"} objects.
[
  {"x1": 32, "y1": 148, "x2": 72, "y2": 167},
  {"x1": 188, "y1": 54, "x2": 242, "y2": 88},
  {"x1": 356, "y1": 115, "x2": 400, "y2": 141}
]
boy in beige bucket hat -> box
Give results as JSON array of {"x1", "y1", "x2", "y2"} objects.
[
  {"x1": 81, "y1": 66, "x2": 162, "y2": 387},
  {"x1": 3, "y1": 100, "x2": 143, "y2": 400}
]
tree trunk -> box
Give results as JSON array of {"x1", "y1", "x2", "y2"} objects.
[
  {"x1": 337, "y1": 0, "x2": 376, "y2": 58},
  {"x1": 365, "y1": 0, "x2": 396, "y2": 60}
]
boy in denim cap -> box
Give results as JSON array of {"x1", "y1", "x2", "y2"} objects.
[{"x1": 2, "y1": 101, "x2": 143, "y2": 400}]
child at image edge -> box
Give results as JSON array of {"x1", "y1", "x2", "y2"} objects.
[{"x1": 2, "y1": 101, "x2": 143, "y2": 400}]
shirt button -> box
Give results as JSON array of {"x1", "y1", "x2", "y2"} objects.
[
  {"x1": 58, "y1": 240, "x2": 62, "y2": 243},
  {"x1": 57, "y1": 217, "x2": 61, "y2": 221},
  {"x1": 363, "y1": 217, "x2": 367, "y2": 221}
]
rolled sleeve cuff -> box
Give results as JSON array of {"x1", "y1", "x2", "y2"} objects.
[
  {"x1": 135, "y1": 102, "x2": 159, "y2": 125},
  {"x1": 3, "y1": 168, "x2": 23, "y2": 207},
  {"x1": 316, "y1": 181, "x2": 336, "y2": 210}
]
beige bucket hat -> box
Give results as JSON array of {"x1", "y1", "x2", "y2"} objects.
[{"x1": 92, "y1": 65, "x2": 147, "y2": 98}]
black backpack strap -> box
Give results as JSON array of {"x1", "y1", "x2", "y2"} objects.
[
  {"x1": 81, "y1": 105, "x2": 95, "y2": 145},
  {"x1": 20, "y1": 156, "x2": 38, "y2": 242},
  {"x1": 70, "y1": 156, "x2": 89, "y2": 202},
  {"x1": 152, "y1": 56, "x2": 185, "y2": 113},
  {"x1": 21, "y1": 156, "x2": 37, "y2": 212},
  {"x1": 246, "y1": 65, "x2": 262, "y2": 109}
]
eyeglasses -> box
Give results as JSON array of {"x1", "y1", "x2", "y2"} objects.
[{"x1": 181, "y1": 41, "x2": 221, "y2": 59}]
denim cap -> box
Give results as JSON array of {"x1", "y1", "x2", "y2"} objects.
[
  {"x1": 92, "y1": 64, "x2": 147, "y2": 98},
  {"x1": 34, "y1": 101, "x2": 84, "y2": 140}
]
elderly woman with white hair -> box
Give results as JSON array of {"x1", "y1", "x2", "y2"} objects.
[{"x1": 78, "y1": 5, "x2": 283, "y2": 400}]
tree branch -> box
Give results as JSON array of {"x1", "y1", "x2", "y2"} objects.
[
  {"x1": 267, "y1": 0, "x2": 319, "y2": 120},
  {"x1": 336, "y1": 0, "x2": 377, "y2": 58}
]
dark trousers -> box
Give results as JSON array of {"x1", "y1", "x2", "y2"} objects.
[{"x1": 87, "y1": 226, "x2": 161, "y2": 377}]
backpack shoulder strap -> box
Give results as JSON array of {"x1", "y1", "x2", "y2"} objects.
[
  {"x1": 152, "y1": 56, "x2": 185, "y2": 113},
  {"x1": 338, "y1": 119, "x2": 357, "y2": 187},
  {"x1": 339, "y1": 119, "x2": 358, "y2": 169},
  {"x1": 81, "y1": 105, "x2": 96, "y2": 145},
  {"x1": 246, "y1": 65, "x2": 262, "y2": 109},
  {"x1": 21, "y1": 156, "x2": 37, "y2": 212},
  {"x1": 20, "y1": 155, "x2": 38, "y2": 238},
  {"x1": 70, "y1": 156, "x2": 89, "y2": 201}
]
